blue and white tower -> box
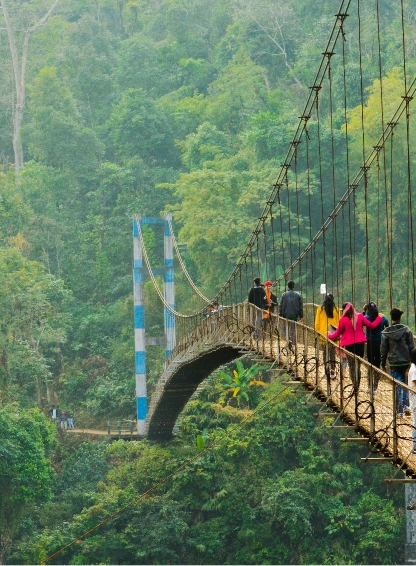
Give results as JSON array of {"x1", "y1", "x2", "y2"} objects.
[
  {"x1": 133, "y1": 217, "x2": 147, "y2": 435},
  {"x1": 164, "y1": 213, "x2": 176, "y2": 357}
]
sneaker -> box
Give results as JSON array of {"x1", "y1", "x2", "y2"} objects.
[
  {"x1": 398, "y1": 412, "x2": 404, "y2": 418},
  {"x1": 330, "y1": 373, "x2": 336, "y2": 380},
  {"x1": 404, "y1": 408, "x2": 412, "y2": 417},
  {"x1": 412, "y1": 447, "x2": 416, "y2": 455},
  {"x1": 373, "y1": 388, "x2": 378, "y2": 393}
]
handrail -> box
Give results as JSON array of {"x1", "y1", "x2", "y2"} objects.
[
  {"x1": 146, "y1": 302, "x2": 416, "y2": 474},
  {"x1": 107, "y1": 420, "x2": 136, "y2": 435}
]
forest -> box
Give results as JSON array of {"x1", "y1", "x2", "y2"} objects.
[{"x1": 0, "y1": 0, "x2": 415, "y2": 563}]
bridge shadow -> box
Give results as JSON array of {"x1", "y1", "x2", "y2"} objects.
[{"x1": 147, "y1": 344, "x2": 242, "y2": 441}]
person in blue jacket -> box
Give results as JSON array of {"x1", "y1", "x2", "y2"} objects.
[{"x1": 363, "y1": 301, "x2": 389, "y2": 391}]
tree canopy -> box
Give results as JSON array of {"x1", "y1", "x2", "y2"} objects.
[{"x1": 0, "y1": 0, "x2": 413, "y2": 562}]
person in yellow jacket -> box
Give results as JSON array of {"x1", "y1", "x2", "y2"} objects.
[{"x1": 314, "y1": 293, "x2": 340, "y2": 379}]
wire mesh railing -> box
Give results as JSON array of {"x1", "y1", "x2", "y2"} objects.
[{"x1": 147, "y1": 303, "x2": 416, "y2": 476}]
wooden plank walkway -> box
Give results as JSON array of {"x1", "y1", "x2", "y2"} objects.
[{"x1": 145, "y1": 303, "x2": 416, "y2": 479}]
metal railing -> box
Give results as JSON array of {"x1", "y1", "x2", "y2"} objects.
[
  {"x1": 146, "y1": 303, "x2": 416, "y2": 475},
  {"x1": 107, "y1": 420, "x2": 136, "y2": 435}
]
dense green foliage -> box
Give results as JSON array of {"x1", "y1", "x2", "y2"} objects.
[
  {"x1": 0, "y1": 406, "x2": 56, "y2": 563},
  {"x1": 8, "y1": 377, "x2": 405, "y2": 565},
  {"x1": 0, "y1": 0, "x2": 413, "y2": 562}
]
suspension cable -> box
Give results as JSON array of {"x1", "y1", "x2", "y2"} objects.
[
  {"x1": 375, "y1": 0, "x2": 393, "y2": 309},
  {"x1": 166, "y1": 216, "x2": 211, "y2": 304},
  {"x1": 135, "y1": 215, "x2": 192, "y2": 318},
  {"x1": 210, "y1": 4, "x2": 352, "y2": 303},
  {"x1": 272, "y1": 77, "x2": 416, "y2": 288}
]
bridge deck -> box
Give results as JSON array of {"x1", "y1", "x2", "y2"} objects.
[{"x1": 146, "y1": 303, "x2": 416, "y2": 478}]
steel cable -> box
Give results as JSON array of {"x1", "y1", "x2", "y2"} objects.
[
  {"x1": 167, "y1": 216, "x2": 211, "y2": 304},
  {"x1": 135, "y1": 215, "x2": 193, "y2": 318},
  {"x1": 272, "y1": 77, "x2": 416, "y2": 288}
]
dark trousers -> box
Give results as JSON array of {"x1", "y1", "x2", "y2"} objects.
[
  {"x1": 366, "y1": 339, "x2": 381, "y2": 390},
  {"x1": 345, "y1": 342, "x2": 365, "y2": 389},
  {"x1": 366, "y1": 340, "x2": 381, "y2": 368}
]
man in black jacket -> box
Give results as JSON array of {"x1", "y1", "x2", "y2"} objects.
[
  {"x1": 248, "y1": 277, "x2": 266, "y2": 338},
  {"x1": 279, "y1": 280, "x2": 303, "y2": 321},
  {"x1": 279, "y1": 280, "x2": 303, "y2": 343},
  {"x1": 248, "y1": 277, "x2": 265, "y2": 307},
  {"x1": 381, "y1": 307, "x2": 415, "y2": 416}
]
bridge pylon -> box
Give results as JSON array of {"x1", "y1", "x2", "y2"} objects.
[{"x1": 132, "y1": 215, "x2": 176, "y2": 435}]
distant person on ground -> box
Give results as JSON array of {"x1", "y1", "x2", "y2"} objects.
[
  {"x1": 67, "y1": 411, "x2": 75, "y2": 430},
  {"x1": 362, "y1": 301, "x2": 389, "y2": 392},
  {"x1": 328, "y1": 302, "x2": 384, "y2": 389},
  {"x1": 381, "y1": 307, "x2": 415, "y2": 417},
  {"x1": 60, "y1": 410, "x2": 68, "y2": 430},
  {"x1": 408, "y1": 349, "x2": 416, "y2": 453},
  {"x1": 314, "y1": 293, "x2": 340, "y2": 380},
  {"x1": 262, "y1": 281, "x2": 278, "y2": 329},
  {"x1": 248, "y1": 277, "x2": 266, "y2": 338},
  {"x1": 279, "y1": 280, "x2": 303, "y2": 343}
]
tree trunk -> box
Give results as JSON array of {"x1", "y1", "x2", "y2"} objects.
[
  {"x1": 0, "y1": 0, "x2": 23, "y2": 174},
  {"x1": 0, "y1": 528, "x2": 12, "y2": 565},
  {"x1": 13, "y1": 102, "x2": 24, "y2": 174},
  {"x1": 0, "y1": 0, "x2": 61, "y2": 176}
]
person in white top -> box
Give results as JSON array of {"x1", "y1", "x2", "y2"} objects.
[{"x1": 407, "y1": 349, "x2": 416, "y2": 454}]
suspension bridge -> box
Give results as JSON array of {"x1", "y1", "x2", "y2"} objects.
[
  {"x1": 131, "y1": 0, "x2": 416, "y2": 483},
  {"x1": 39, "y1": 1, "x2": 416, "y2": 563}
]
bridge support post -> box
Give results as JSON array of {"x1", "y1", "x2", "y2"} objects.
[
  {"x1": 405, "y1": 484, "x2": 416, "y2": 564},
  {"x1": 164, "y1": 213, "x2": 176, "y2": 358},
  {"x1": 133, "y1": 217, "x2": 147, "y2": 435}
]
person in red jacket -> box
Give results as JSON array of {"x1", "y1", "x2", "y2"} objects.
[{"x1": 328, "y1": 302, "x2": 384, "y2": 388}]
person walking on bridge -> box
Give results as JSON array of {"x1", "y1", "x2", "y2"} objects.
[
  {"x1": 248, "y1": 277, "x2": 266, "y2": 339},
  {"x1": 279, "y1": 280, "x2": 303, "y2": 343},
  {"x1": 262, "y1": 281, "x2": 278, "y2": 330},
  {"x1": 363, "y1": 302, "x2": 389, "y2": 369},
  {"x1": 279, "y1": 280, "x2": 303, "y2": 321},
  {"x1": 362, "y1": 301, "x2": 389, "y2": 392},
  {"x1": 408, "y1": 348, "x2": 416, "y2": 452},
  {"x1": 381, "y1": 307, "x2": 415, "y2": 417},
  {"x1": 328, "y1": 302, "x2": 384, "y2": 388},
  {"x1": 314, "y1": 293, "x2": 340, "y2": 380}
]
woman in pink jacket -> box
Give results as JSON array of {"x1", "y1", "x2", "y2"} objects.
[{"x1": 328, "y1": 302, "x2": 384, "y2": 387}]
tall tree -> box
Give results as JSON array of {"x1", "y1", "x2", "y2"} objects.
[
  {"x1": 0, "y1": 405, "x2": 55, "y2": 564},
  {"x1": 232, "y1": 0, "x2": 304, "y2": 88},
  {"x1": 0, "y1": 0, "x2": 61, "y2": 174}
]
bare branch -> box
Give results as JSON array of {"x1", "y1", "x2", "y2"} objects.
[
  {"x1": 232, "y1": 0, "x2": 304, "y2": 89},
  {"x1": 28, "y1": 0, "x2": 60, "y2": 34}
]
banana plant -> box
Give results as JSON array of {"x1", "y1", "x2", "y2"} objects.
[{"x1": 217, "y1": 360, "x2": 269, "y2": 407}]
